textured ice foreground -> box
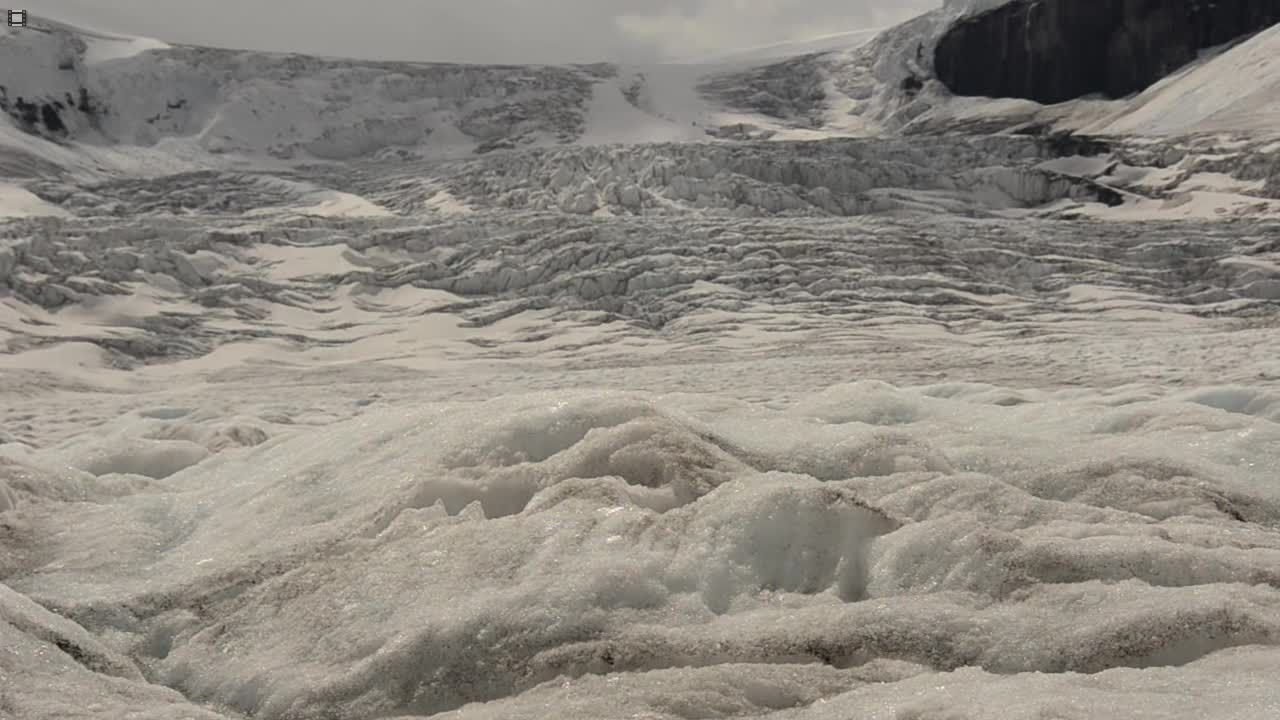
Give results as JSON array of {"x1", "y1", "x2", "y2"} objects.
[{"x1": 4, "y1": 379, "x2": 1280, "y2": 718}]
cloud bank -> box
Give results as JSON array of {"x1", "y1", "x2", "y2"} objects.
[{"x1": 27, "y1": 0, "x2": 939, "y2": 63}]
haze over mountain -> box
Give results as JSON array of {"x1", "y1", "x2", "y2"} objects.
[
  {"x1": 23, "y1": 0, "x2": 938, "y2": 64},
  {"x1": 1, "y1": 2, "x2": 1279, "y2": 719}
]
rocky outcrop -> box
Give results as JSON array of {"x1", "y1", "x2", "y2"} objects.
[
  {"x1": 0, "y1": 86, "x2": 104, "y2": 137},
  {"x1": 935, "y1": 0, "x2": 1280, "y2": 103}
]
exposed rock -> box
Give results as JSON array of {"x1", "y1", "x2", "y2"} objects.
[{"x1": 935, "y1": 0, "x2": 1280, "y2": 103}]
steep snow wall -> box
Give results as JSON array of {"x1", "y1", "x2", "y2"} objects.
[{"x1": 935, "y1": 0, "x2": 1280, "y2": 103}]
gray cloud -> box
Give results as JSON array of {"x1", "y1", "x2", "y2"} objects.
[{"x1": 27, "y1": 0, "x2": 939, "y2": 64}]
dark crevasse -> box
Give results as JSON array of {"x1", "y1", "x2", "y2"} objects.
[{"x1": 934, "y1": 0, "x2": 1280, "y2": 104}]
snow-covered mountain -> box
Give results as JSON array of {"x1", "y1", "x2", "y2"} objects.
[
  {"x1": 2, "y1": 5, "x2": 1280, "y2": 720},
  {"x1": 1, "y1": 7, "x2": 1277, "y2": 214}
]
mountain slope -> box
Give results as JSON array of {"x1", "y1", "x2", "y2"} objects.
[
  {"x1": 1091, "y1": 23, "x2": 1280, "y2": 135},
  {"x1": 5, "y1": 6, "x2": 1280, "y2": 180}
]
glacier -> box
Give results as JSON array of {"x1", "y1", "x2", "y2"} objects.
[{"x1": 1, "y1": 5, "x2": 1280, "y2": 720}]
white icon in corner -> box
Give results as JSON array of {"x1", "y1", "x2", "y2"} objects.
[{"x1": 7, "y1": 9, "x2": 26, "y2": 27}]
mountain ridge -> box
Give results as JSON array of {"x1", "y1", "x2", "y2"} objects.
[{"x1": 3, "y1": 4, "x2": 1279, "y2": 183}]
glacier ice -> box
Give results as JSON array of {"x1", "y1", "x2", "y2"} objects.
[{"x1": 1, "y1": 7, "x2": 1280, "y2": 720}]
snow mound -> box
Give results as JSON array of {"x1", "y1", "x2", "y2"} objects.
[
  {"x1": 0, "y1": 584, "x2": 225, "y2": 719},
  {"x1": 3, "y1": 381, "x2": 1278, "y2": 718},
  {"x1": 0, "y1": 582, "x2": 142, "y2": 680}
]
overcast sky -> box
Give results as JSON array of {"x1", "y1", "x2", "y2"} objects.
[{"x1": 27, "y1": 0, "x2": 939, "y2": 64}]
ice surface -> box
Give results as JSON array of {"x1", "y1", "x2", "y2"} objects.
[
  {"x1": 0, "y1": 183, "x2": 72, "y2": 219},
  {"x1": 3, "y1": 383, "x2": 1280, "y2": 718},
  {"x1": 1, "y1": 7, "x2": 1279, "y2": 720}
]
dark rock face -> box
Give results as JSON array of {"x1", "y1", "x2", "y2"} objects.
[
  {"x1": 0, "y1": 85, "x2": 104, "y2": 137},
  {"x1": 935, "y1": 0, "x2": 1280, "y2": 104}
]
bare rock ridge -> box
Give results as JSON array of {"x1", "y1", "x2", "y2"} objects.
[{"x1": 935, "y1": 0, "x2": 1280, "y2": 104}]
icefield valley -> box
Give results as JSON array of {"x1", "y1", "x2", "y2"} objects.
[{"x1": 1, "y1": 1, "x2": 1280, "y2": 718}]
